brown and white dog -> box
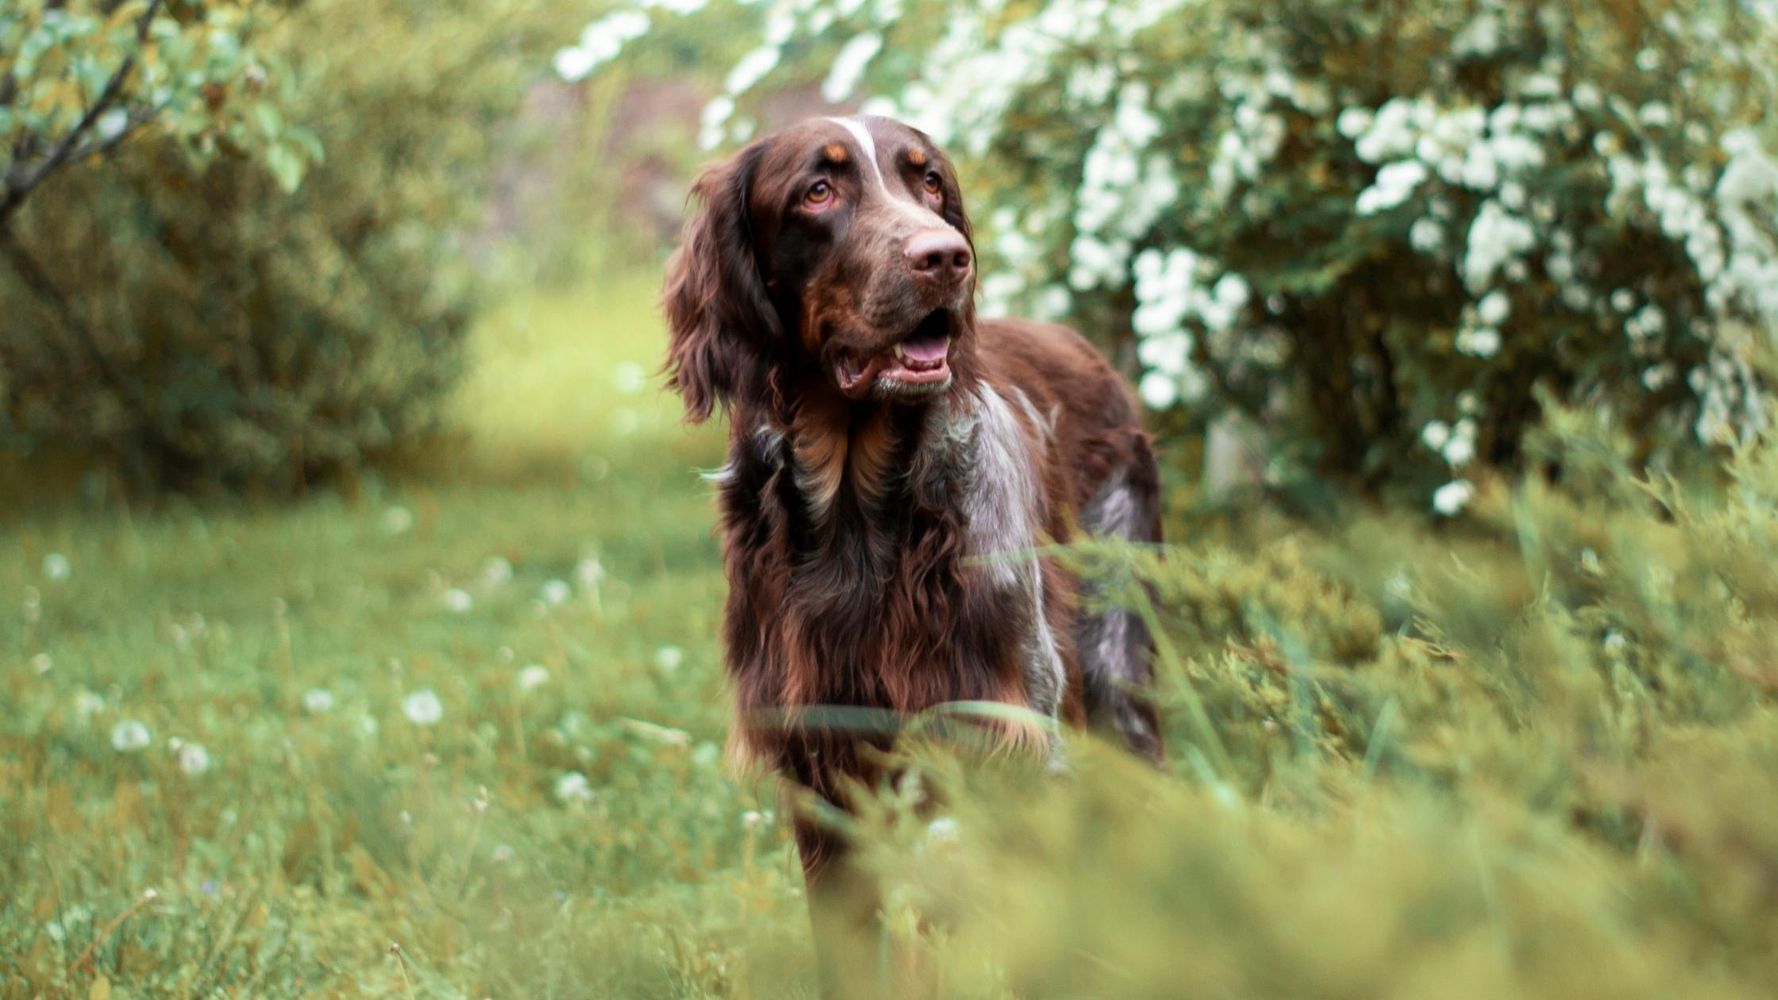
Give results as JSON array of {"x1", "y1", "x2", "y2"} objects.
[{"x1": 663, "y1": 114, "x2": 1164, "y2": 982}]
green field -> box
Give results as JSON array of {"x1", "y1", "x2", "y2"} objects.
[{"x1": 6, "y1": 262, "x2": 1778, "y2": 998}]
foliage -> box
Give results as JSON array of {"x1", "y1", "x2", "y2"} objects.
[
  {"x1": 0, "y1": 0, "x2": 547, "y2": 492},
  {"x1": 0, "y1": 0, "x2": 316, "y2": 223},
  {"x1": 565, "y1": 0, "x2": 1778, "y2": 508},
  {"x1": 5, "y1": 258, "x2": 1778, "y2": 996}
]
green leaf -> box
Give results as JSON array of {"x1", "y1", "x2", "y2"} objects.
[{"x1": 265, "y1": 142, "x2": 303, "y2": 193}]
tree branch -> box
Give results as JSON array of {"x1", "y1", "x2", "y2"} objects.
[{"x1": 0, "y1": 0, "x2": 166, "y2": 226}]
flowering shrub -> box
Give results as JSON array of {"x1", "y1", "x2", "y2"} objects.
[{"x1": 560, "y1": 0, "x2": 1778, "y2": 507}]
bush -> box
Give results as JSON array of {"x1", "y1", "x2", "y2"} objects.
[
  {"x1": 0, "y1": 0, "x2": 546, "y2": 492},
  {"x1": 573, "y1": 0, "x2": 1778, "y2": 508},
  {"x1": 824, "y1": 400, "x2": 1778, "y2": 995}
]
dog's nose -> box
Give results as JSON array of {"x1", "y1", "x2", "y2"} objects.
[{"x1": 905, "y1": 230, "x2": 972, "y2": 285}]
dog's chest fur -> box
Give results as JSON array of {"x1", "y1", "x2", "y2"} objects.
[{"x1": 717, "y1": 386, "x2": 1069, "y2": 744}]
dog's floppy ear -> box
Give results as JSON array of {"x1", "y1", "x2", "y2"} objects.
[{"x1": 663, "y1": 142, "x2": 777, "y2": 423}]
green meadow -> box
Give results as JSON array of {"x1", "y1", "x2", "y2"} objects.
[{"x1": 7, "y1": 255, "x2": 1778, "y2": 998}]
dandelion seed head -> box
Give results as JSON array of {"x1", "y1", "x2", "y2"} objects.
[
  {"x1": 111, "y1": 719, "x2": 152, "y2": 753},
  {"x1": 403, "y1": 689, "x2": 444, "y2": 726}
]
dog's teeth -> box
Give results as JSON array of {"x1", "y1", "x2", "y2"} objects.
[{"x1": 893, "y1": 343, "x2": 908, "y2": 361}]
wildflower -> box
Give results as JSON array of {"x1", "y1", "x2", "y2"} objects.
[
  {"x1": 575, "y1": 556, "x2": 605, "y2": 589},
  {"x1": 492, "y1": 843, "x2": 515, "y2": 865},
  {"x1": 518, "y1": 664, "x2": 551, "y2": 692},
  {"x1": 1355, "y1": 160, "x2": 1428, "y2": 215},
  {"x1": 403, "y1": 689, "x2": 444, "y2": 726},
  {"x1": 30, "y1": 654, "x2": 51, "y2": 675},
  {"x1": 1139, "y1": 371, "x2": 1180, "y2": 410},
  {"x1": 539, "y1": 580, "x2": 571, "y2": 606},
  {"x1": 302, "y1": 688, "x2": 336, "y2": 714},
  {"x1": 443, "y1": 589, "x2": 473, "y2": 614},
  {"x1": 925, "y1": 817, "x2": 960, "y2": 844},
  {"x1": 176, "y1": 741, "x2": 212, "y2": 776},
  {"x1": 42, "y1": 553, "x2": 70, "y2": 582},
  {"x1": 111, "y1": 720, "x2": 152, "y2": 752},
  {"x1": 380, "y1": 506, "x2": 414, "y2": 536},
  {"x1": 1477, "y1": 290, "x2": 1511, "y2": 326},
  {"x1": 654, "y1": 646, "x2": 684, "y2": 672},
  {"x1": 75, "y1": 690, "x2": 104, "y2": 719},
  {"x1": 742, "y1": 809, "x2": 769, "y2": 830},
  {"x1": 554, "y1": 771, "x2": 595, "y2": 804},
  {"x1": 1456, "y1": 326, "x2": 1502, "y2": 358},
  {"x1": 1432, "y1": 480, "x2": 1475, "y2": 516},
  {"x1": 479, "y1": 557, "x2": 513, "y2": 588},
  {"x1": 823, "y1": 32, "x2": 884, "y2": 103}
]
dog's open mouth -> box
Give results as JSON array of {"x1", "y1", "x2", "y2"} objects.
[{"x1": 835, "y1": 310, "x2": 954, "y2": 399}]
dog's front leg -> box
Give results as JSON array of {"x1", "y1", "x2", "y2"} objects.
[{"x1": 793, "y1": 808, "x2": 889, "y2": 999}]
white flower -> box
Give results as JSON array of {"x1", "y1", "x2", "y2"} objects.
[
  {"x1": 518, "y1": 664, "x2": 551, "y2": 692},
  {"x1": 1442, "y1": 433, "x2": 1475, "y2": 466},
  {"x1": 302, "y1": 688, "x2": 335, "y2": 714},
  {"x1": 925, "y1": 816, "x2": 960, "y2": 843},
  {"x1": 1336, "y1": 106, "x2": 1374, "y2": 140},
  {"x1": 42, "y1": 553, "x2": 70, "y2": 582},
  {"x1": 75, "y1": 690, "x2": 104, "y2": 719},
  {"x1": 30, "y1": 654, "x2": 51, "y2": 675},
  {"x1": 491, "y1": 843, "x2": 516, "y2": 865},
  {"x1": 654, "y1": 646, "x2": 684, "y2": 672},
  {"x1": 555, "y1": 771, "x2": 595, "y2": 804},
  {"x1": 443, "y1": 589, "x2": 473, "y2": 614},
  {"x1": 1462, "y1": 201, "x2": 1537, "y2": 292},
  {"x1": 553, "y1": 46, "x2": 597, "y2": 82},
  {"x1": 539, "y1": 580, "x2": 572, "y2": 606},
  {"x1": 742, "y1": 809, "x2": 769, "y2": 830},
  {"x1": 1476, "y1": 290, "x2": 1511, "y2": 326},
  {"x1": 380, "y1": 506, "x2": 414, "y2": 535},
  {"x1": 1409, "y1": 217, "x2": 1444, "y2": 253},
  {"x1": 823, "y1": 32, "x2": 884, "y2": 103},
  {"x1": 725, "y1": 45, "x2": 781, "y2": 95},
  {"x1": 1139, "y1": 371, "x2": 1179, "y2": 409},
  {"x1": 1356, "y1": 160, "x2": 1428, "y2": 215},
  {"x1": 1457, "y1": 326, "x2": 1502, "y2": 358},
  {"x1": 1432, "y1": 480, "x2": 1475, "y2": 517},
  {"x1": 111, "y1": 720, "x2": 152, "y2": 753},
  {"x1": 479, "y1": 557, "x2": 513, "y2": 588},
  {"x1": 403, "y1": 689, "x2": 444, "y2": 727},
  {"x1": 575, "y1": 557, "x2": 605, "y2": 588},
  {"x1": 1420, "y1": 420, "x2": 1451, "y2": 450},
  {"x1": 176, "y1": 741, "x2": 212, "y2": 776}
]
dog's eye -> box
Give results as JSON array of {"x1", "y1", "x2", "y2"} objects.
[
  {"x1": 922, "y1": 171, "x2": 943, "y2": 196},
  {"x1": 804, "y1": 180, "x2": 834, "y2": 207}
]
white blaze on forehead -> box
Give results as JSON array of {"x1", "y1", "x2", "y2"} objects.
[
  {"x1": 827, "y1": 116, "x2": 887, "y2": 189},
  {"x1": 825, "y1": 115, "x2": 943, "y2": 226}
]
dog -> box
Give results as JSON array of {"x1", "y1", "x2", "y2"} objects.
[{"x1": 663, "y1": 114, "x2": 1165, "y2": 990}]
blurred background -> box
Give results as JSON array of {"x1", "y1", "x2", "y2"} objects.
[{"x1": 4, "y1": 0, "x2": 1778, "y2": 996}]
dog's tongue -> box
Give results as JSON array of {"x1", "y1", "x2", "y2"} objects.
[{"x1": 900, "y1": 335, "x2": 949, "y2": 363}]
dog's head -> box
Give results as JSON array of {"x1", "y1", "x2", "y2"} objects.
[{"x1": 664, "y1": 116, "x2": 976, "y2": 420}]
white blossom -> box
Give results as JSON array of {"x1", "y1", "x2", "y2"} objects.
[
  {"x1": 555, "y1": 771, "x2": 595, "y2": 804},
  {"x1": 1432, "y1": 480, "x2": 1475, "y2": 516},
  {"x1": 111, "y1": 720, "x2": 152, "y2": 753},
  {"x1": 518, "y1": 664, "x2": 551, "y2": 692},
  {"x1": 42, "y1": 553, "x2": 70, "y2": 582},
  {"x1": 176, "y1": 741, "x2": 212, "y2": 776},
  {"x1": 403, "y1": 689, "x2": 444, "y2": 727}
]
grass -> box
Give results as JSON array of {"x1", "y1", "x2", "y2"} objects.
[{"x1": 6, "y1": 261, "x2": 1778, "y2": 997}]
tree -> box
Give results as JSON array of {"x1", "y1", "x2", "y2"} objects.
[
  {"x1": 564, "y1": 0, "x2": 1778, "y2": 509},
  {"x1": 1, "y1": 0, "x2": 316, "y2": 468}
]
